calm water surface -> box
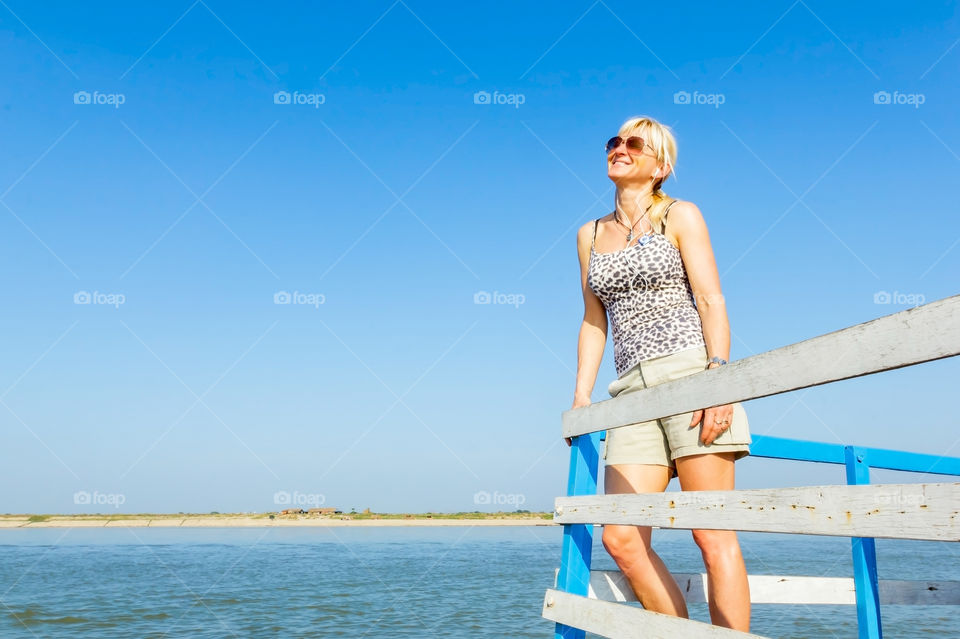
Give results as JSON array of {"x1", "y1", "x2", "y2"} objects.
[{"x1": 0, "y1": 526, "x2": 956, "y2": 637}]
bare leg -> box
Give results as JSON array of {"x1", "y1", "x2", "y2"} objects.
[
  {"x1": 602, "y1": 464, "x2": 688, "y2": 617},
  {"x1": 674, "y1": 452, "x2": 750, "y2": 631}
]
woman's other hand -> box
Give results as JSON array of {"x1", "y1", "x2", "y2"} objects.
[
  {"x1": 689, "y1": 403, "x2": 735, "y2": 446},
  {"x1": 567, "y1": 395, "x2": 592, "y2": 446}
]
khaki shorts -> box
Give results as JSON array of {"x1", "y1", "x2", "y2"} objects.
[{"x1": 602, "y1": 344, "x2": 751, "y2": 471}]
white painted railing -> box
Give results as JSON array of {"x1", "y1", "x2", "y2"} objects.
[{"x1": 546, "y1": 294, "x2": 960, "y2": 639}]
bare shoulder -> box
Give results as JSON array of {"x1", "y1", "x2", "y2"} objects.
[
  {"x1": 666, "y1": 200, "x2": 705, "y2": 225},
  {"x1": 664, "y1": 200, "x2": 707, "y2": 249},
  {"x1": 576, "y1": 217, "x2": 603, "y2": 248},
  {"x1": 577, "y1": 219, "x2": 595, "y2": 241}
]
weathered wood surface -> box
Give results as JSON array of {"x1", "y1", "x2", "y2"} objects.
[
  {"x1": 573, "y1": 570, "x2": 960, "y2": 606},
  {"x1": 563, "y1": 294, "x2": 960, "y2": 438},
  {"x1": 543, "y1": 588, "x2": 769, "y2": 638},
  {"x1": 553, "y1": 482, "x2": 960, "y2": 541}
]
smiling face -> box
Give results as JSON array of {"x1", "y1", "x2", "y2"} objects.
[{"x1": 606, "y1": 127, "x2": 666, "y2": 188}]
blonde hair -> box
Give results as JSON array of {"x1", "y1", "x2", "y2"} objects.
[{"x1": 616, "y1": 115, "x2": 678, "y2": 234}]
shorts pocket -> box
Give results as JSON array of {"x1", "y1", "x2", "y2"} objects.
[
  {"x1": 608, "y1": 367, "x2": 640, "y2": 397},
  {"x1": 607, "y1": 377, "x2": 628, "y2": 398}
]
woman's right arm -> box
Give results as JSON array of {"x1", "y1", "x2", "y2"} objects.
[{"x1": 571, "y1": 222, "x2": 608, "y2": 424}]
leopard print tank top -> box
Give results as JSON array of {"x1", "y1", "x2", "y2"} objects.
[{"x1": 587, "y1": 200, "x2": 706, "y2": 378}]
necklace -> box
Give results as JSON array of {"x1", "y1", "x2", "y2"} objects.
[{"x1": 613, "y1": 200, "x2": 655, "y2": 247}]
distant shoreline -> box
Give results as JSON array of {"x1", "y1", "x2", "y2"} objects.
[{"x1": 0, "y1": 513, "x2": 557, "y2": 528}]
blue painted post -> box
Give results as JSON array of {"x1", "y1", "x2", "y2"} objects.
[
  {"x1": 845, "y1": 446, "x2": 882, "y2": 639},
  {"x1": 554, "y1": 431, "x2": 603, "y2": 639}
]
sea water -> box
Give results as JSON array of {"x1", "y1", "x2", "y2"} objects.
[{"x1": 0, "y1": 526, "x2": 956, "y2": 637}]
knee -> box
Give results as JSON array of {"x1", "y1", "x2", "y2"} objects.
[
  {"x1": 602, "y1": 525, "x2": 650, "y2": 561},
  {"x1": 691, "y1": 529, "x2": 741, "y2": 566}
]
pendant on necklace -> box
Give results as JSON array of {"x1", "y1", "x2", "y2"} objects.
[{"x1": 626, "y1": 231, "x2": 633, "y2": 242}]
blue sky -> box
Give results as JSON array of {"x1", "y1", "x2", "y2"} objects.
[{"x1": 1, "y1": 1, "x2": 958, "y2": 514}]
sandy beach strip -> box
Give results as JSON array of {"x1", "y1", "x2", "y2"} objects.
[{"x1": 0, "y1": 517, "x2": 557, "y2": 528}]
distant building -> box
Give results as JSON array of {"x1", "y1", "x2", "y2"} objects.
[
  {"x1": 280, "y1": 508, "x2": 306, "y2": 515},
  {"x1": 307, "y1": 508, "x2": 338, "y2": 515}
]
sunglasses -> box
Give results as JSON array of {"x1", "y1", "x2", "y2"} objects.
[{"x1": 606, "y1": 135, "x2": 653, "y2": 155}]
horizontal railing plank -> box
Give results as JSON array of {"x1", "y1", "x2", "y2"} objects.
[
  {"x1": 563, "y1": 294, "x2": 960, "y2": 438},
  {"x1": 553, "y1": 482, "x2": 960, "y2": 541},
  {"x1": 543, "y1": 588, "x2": 769, "y2": 638},
  {"x1": 564, "y1": 570, "x2": 960, "y2": 606}
]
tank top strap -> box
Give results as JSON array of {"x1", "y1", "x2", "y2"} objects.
[
  {"x1": 592, "y1": 218, "x2": 599, "y2": 249},
  {"x1": 664, "y1": 198, "x2": 680, "y2": 218},
  {"x1": 660, "y1": 199, "x2": 680, "y2": 232}
]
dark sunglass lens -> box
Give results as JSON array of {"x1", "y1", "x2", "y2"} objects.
[
  {"x1": 626, "y1": 137, "x2": 645, "y2": 151},
  {"x1": 605, "y1": 136, "x2": 622, "y2": 153}
]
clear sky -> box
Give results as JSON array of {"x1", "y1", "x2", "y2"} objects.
[{"x1": 1, "y1": 1, "x2": 958, "y2": 514}]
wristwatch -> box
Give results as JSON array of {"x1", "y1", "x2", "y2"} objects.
[{"x1": 706, "y1": 356, "x2": 728, "y2": 369}]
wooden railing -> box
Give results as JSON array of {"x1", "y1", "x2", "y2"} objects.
[{"x1": 544, "y1": 294, "x2": 960, "y2": 639}]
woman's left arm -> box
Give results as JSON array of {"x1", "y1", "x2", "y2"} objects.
[
  {"x1": 669, "y1": 201, "x2": 729, "y2": 364},
  {"x1": 668, "y1": 201, "x2": 733, "y2": 446}
]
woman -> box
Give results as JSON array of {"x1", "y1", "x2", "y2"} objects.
[{"x1": 570, "y1": 115, "x2": 752, "y2": 631}]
